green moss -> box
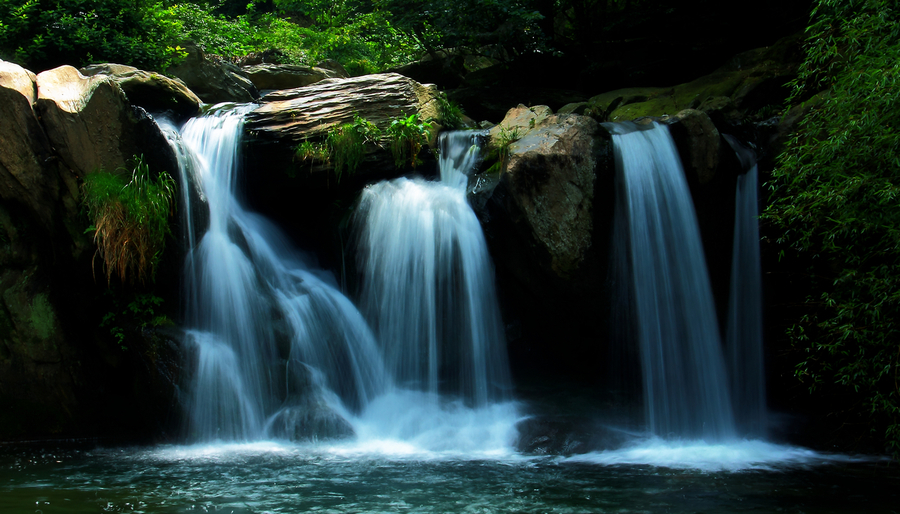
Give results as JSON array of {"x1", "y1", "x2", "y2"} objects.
[{"x1": 28, "y1": 293, "x2": 57, "y2": 341}]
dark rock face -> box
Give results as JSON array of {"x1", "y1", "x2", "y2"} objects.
[
  {"x1": 168, "y1": 44, "x2": 259, "y2": 104},
  {"x1": 0, "y1": 60, "x2": 183, "y2": 441}
]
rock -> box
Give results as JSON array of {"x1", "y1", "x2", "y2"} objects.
[
  {"x1": 663, "y1": 109, "x2": 721, "y2": 185},
  {"x1": 35, "y1": 65, "x2": 132, "y2": 175},
  {"x1": 35, "y1": 65, "x2": 177, "y2": 181},
  {"x1": 557, "y1": 102, "x2": 589, "y2": 115},
  {"x1": 246, "y1": 72, "x2": 439, "y2": 142},
  {"x1": 266, "y1": 360, "x2": 355, "y2": 441},
  {"x1": 80, "y1": 63, "x2": 201, "y2": 120},
  {"x1": 315, "y1": 59, "x2": 350, "y2": 78},
  {"x1": 592, "y1": 37, "x2": 800, "y2": 124},
  {"x1": 488, "y1": 105, "x2": 598, "y2": 278},
  {"x1": 0, "y1": 267, "x2": 81, "y2": 436},
  {"x1": 0, "y1": 60, "x2": 80, "y2": 238},
  {"x1": 167, "y1": 44, "x2": 258, "y2": 104},
  {"x1": 242, "y1": 63, "x2": 343, "y2": 91}
]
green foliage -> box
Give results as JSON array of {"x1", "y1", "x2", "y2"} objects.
[
  {"x1": 387, "y1": 112, "x2": 432, "y2": 169},
  {"x1": 82, "y1": 155, "x2": 176, "y2": 286},
  {"x1": 762, "y1": 0, "x2": 900, "y2": 456},
  {"x1": 295, "y1": 115, "x2": 381, "y2": 181},
  {"x1": 374, "y1": 0, "x2": 546, "y2": 56},
  {"x1": 434, "y1": 92, "x2": 466, "y2": 129},
  {"x1": 101, "y1": 291, "x2": 171, "y2": 351},
  {"x1": 486, "y1": 124, "x2": 521, "y2": 174},
  {"x1": 0, "y1": 0, "x2": 186, "y2": 70}
]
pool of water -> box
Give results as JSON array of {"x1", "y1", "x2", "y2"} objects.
[{"x1": 2, "y1": 440, "x2": 896, "y2": 514}]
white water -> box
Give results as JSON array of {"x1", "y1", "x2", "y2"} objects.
[
  {"x1": 164, "y1": 105, "x2": 387, "y2": 442},
  {"x1": 355, "y1": 131, "x2": 512, "y2": 407},
  {"x1": 608, "y1": 122, "x2": 735, "y2": 441},
  {"x1": 163, "y1": 115, "x2": 517, "y2": 452},
  {"x1": 725, "y1": 140, "x2": 767, "y2": 437},
  {"x1": 150, "y1": 110, "x2": 859, "y2": 472}
]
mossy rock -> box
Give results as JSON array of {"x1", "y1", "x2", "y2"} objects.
[{"x1": 595, "y1": 37, "x2": 801, "y2": 123}]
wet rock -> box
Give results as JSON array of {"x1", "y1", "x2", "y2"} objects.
[
  {"x1": 267, "y1": 361, "x2": 355, "y2": 441},
  {"x1": 663, "y1": 109, "x2": 721, "y2": 185}
]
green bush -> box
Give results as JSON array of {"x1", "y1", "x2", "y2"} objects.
[
  {"x1": 82, "y1": 155, "x2": 176, "y2": 285},
  {"x1": 0, "y1": 0, "x2": 185, "y2": 71},
  {"x1": 762, "y1": 0, "x2": 900, "y2": 455},
  {"x1": 295, "y1": 115, "x2": 381, "y2": 181},
  {"x1": 387, "y1": 112, "x2": 431, "y2": 169}
]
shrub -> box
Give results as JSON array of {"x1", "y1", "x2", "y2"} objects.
[
  {"x1": 82, "y1": 155, "x2": 176, "y2": 285},
  {"x1": 387, "y1": 112, "x2": 431, "y2": 169},
  {"x1": 295, "y1": 115, "x2": 381, "y2": 181},
  {"x1": 762, "y1": 0, "x2": 900, "y2": 455}
]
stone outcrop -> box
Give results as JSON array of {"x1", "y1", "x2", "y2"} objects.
[
  {"x1": 476, "y1": 105, "x2": 615, "y2": 373},
  {"x1": 488, "y1": 105, "x2": 599, "y2": 278},
  {"x1": 246, "y1": 72, "x2": 439, "y2": 142},
  {"x1": 585, "y1": 37, "x2": 800, "y2": 125},
  {"x1": 0, "y1": 61, "x2": 80, "y2": 239},
  {"x1": 80, "y1": 63, "x2": 201, "y2": 120},
  {"x1": 1, "y1": 60, "x2": 182, "y2": 441},
  {"x1": 242, "y1": 63, "x2": 346, "y2": 91},
  {"x1": 35, "y1": 65, "x2": 177, "y2": 180},
  {"x1": 168, "y1": 44, "x2": 258, "y2": 104},
  {"x1": 662, "y1": 109, "x2": 721, "y2": 186}
]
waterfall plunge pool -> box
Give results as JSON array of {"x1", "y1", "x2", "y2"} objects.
[{"x1": 1, "y1": 439, "x2": 895, "y2": 513}]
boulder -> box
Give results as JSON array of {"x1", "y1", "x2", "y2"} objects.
[
  {"x1": 0, "y1": 60, "x2": 80, "y2": 237},
  {"x1": 588, "y1": 37, "x2": 800, "y2": 125},
  {"x1": 242, "y1": 63, "x2": 343, "y2": 91},
  {"x1": 80, "y1": 63, "x2": 201, "y2": 120},
  {"x1": 245, "y1": 72, "x2": 439, "y2": 142},
  {"x1": 475, "y1": 105, "x2": 615, "y2": 378},
  {"x1": 663, "y1": 109, "x2": 721, "y2": 186},
  {"x1": 167, "y1": 44, "x2": 258, "y2": 104},
  {"x1": 35, "y1": 65, "x2": 177, "y2": 180},
  {"x1": 488, "y1": 105, "x2": 599, "y2": 278}
]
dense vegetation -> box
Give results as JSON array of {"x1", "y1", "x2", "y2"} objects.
[
  {"x1": 1, "y1": 0, "x2": 805, "y2": 77},
  {"x1": 763, "y1": 0, "x2": 899, "y2": 455}
]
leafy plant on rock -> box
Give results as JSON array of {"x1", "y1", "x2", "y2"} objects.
[
  {"x1": 387, "y1": 112, "x2": 432, "y2": 169},
  {"x1": 295, "y1": 115, "x2": 381, "y2": 182},
  {"x1": 81, "y1": 155, "x2": 176, "y2": 285}
]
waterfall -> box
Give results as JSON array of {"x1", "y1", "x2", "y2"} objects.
[
  {"x1": 162, "y1": 105, "x2": 387, "y2": 442},
  {"x1": 608, "y1": 122, "x2": 735, "y2": 441},
  {"x1": 724, "y1": 136, "x2": 766, "y2": 437},
  {"x1": 354, "y1": 131, "x2": 512, "y2": 406}
]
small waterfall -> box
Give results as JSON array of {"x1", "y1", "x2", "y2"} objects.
[
  {"x1": 163, "y1": 105, "x2": 387, "y2": 441},
  {"x1": 608, "y1": 122, "x2": 735, "y2": 441},
  {"x1": 724, "y1": 136, "x2": 766, "y2": 437},
  {"x1": 354, "y1": 131, "x2": 512, "y2": 406}
]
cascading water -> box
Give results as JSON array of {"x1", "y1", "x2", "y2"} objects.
[
  {"x1": 724, "y1": 136, "x2": 766, "y2": 437},
  {"x1": 162, "y1": 105, "x2": 387, "y2": 441},
  {"x1": 354, "y1": 131, "x2": 512, "y2": 407},
  {"x1": 608, "y1": 122, "x2": 735, "y2": 441}
]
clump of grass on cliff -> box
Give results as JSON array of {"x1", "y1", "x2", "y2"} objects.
[
  {"x1": 295, "y1": 115, "x2": 382, "y2": 182},
  {"x1": 82, "y1": 155, "x2": 176, "y2": 285}
]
